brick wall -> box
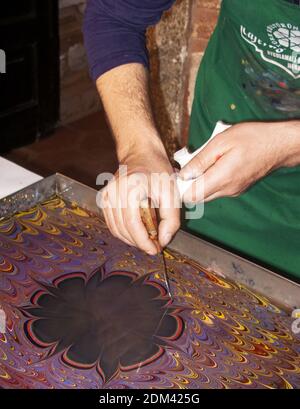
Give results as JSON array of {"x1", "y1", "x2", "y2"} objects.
[
  {"x1": 147, "y1": 0, "x2": 221, "y2": 152},
  {"x1": 181, "y1": 0, "x2": 221, "y2": 144},
  {"x1": 59, "y1": 0, "x2": 101, "y2": 125},
  {"x1": 147, "y1": 0, "x2": 191, "y2": 157}
]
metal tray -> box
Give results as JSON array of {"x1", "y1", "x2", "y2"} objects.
[{"x1": 0, "y1": 173, "x2": 299, "y2": 310}]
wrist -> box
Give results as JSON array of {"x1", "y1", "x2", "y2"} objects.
[
  {"x1": 117, "y1": 130, "x2": 168, "y2": 164},
  {"x1": 278, "y1": 121, "x2": 300, "y2": 167}
]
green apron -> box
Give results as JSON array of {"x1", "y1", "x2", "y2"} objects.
[{"x1": 186, "y1": 0, "x2": 300, "y2": 279}]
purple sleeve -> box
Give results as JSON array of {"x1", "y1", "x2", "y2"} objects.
[{"x1": 83, "y1": 0, "x2": 175, "y2": 81}]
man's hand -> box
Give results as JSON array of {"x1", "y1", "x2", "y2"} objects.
[
  {"x1": 96, "y1": 63, "x2": 181, "y2": 254},
  {"x1": 180, "y1": 121, "x2": 300, "y2": 203},
  {"x1": 100, "y1": 145, "x2": 180, "y2": 255}
]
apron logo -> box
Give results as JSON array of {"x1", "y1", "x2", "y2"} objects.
[
  {"x1": 241, "y1": 24, "x2": 300, "y2": 79},
  {"x1": 268, "y1": 23, "x2": 300, "y2": 53}
]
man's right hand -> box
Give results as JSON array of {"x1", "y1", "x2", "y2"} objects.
[
  {"x1": 95, "y1": 63, "x2": 181, "y2": 254},
  {"x1": 100, "y1": 146, "x2": 180, "y2": 255}
]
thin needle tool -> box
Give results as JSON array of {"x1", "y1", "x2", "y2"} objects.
[{"x1": 140, "y1": 198, "x2": 172, "y2": 299}]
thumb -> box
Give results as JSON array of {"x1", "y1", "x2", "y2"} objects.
[{"x1": 179, "y1": 140, "x2": 224, "y2": 181}]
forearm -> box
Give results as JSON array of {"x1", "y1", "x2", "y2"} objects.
[{"x1": 96, "y1": 63, "x2": 167, "y2": 163}]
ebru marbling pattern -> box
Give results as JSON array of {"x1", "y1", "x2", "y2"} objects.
[{"x1": 0, "y1": 197, "x2": 299, "y2": 389}]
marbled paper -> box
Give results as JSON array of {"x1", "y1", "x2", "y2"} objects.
[{"x1": 0, "y1": 196, "x2": 299, "y2": 389}]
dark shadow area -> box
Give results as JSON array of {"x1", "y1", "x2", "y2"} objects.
[
  {"x1": 0, "y1": 1, "x2": 60, "y2": 153},
  {"x1": 5, "y1": 111, "x2": 118, "y2": 188}
]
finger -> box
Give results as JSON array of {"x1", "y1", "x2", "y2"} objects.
[
  {"x1": 179, "y1": 137, "x2": 225, "y2": 181},
  {"x1": 110, "y1": 204, "x2": 135, "y2": 246},
  {"x1": 118, "y1": 174, "x2": 150, "y2": 247},
  {"x1": 102, "y1": 206, "x2": 113, "y2": 233},
  {"x1": 124, "y1": 205, "x2": 158, "y2": 255},
  {"x1": 99, "y1": 190, "x2": 116, "y2": 233},
  {"x1": 205, "y1": 188, "x2": 244, "y2": 202},
  {"x1": 182, "y1": 173, "x2": 205, "y2": 204},
  {"x1": 183, "y1": 156, "x2": 230, "y2": 203},
  {"x1": 103, "y1": 186, "x2": 133, "y2": 245},
  {"x1": 158, "y1": 179, "x2": 181, "y2": 248},
  {"x1": 121, "y1": 206, "x2": 137, "y2": 246},
  {"x1": 204, "y1": 191, "x2": 223, "y2": 203},
  {"x1": 102, "y1": 203, "x2": 120, "y2": 239},
  {"x1": 203, "y1": 155, "x2": 235, "y2": 199},
  {"x1": 115, "y1": 192, "x2": 136, "y2": 245},
  {"x1": 107, "y1": 205, "x2": 133, "y2": 246},
  {"x1": 104, "y1": 180, "x2": 135, "y2": 245},
  {"x1": 103, "y1": 208, "x2": 131, "y2": 245}
]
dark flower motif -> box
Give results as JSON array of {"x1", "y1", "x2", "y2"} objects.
[{"x1": 21, "y1": 267, "x2": 183, "y2": 382}]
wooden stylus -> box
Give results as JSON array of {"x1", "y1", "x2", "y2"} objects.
[{"x1": 140, "y1": 198, "x2": 172, "y2": 298}]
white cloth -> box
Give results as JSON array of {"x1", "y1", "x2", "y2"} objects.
[{"x1": 0, "y1": 157, "x2": 42, "y2": 199}]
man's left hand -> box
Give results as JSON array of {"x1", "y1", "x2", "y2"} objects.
[{"x1": 180, "y1": 121, "x2": 300, "y2": 203}]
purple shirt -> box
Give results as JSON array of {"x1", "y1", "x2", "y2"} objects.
[{"x1": 83, "y1": 0, "x2": 175, "y2": 81}]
